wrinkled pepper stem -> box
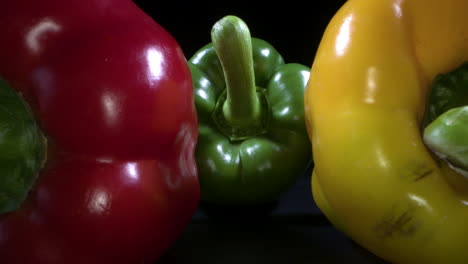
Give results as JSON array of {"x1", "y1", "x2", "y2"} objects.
[{"x1": 211, "y1": 16, "x2": 261, "y2": 127}]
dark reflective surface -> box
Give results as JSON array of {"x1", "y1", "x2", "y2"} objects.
[{"x1": 158, "y1": 171, "x2": 389, "y2": 264}]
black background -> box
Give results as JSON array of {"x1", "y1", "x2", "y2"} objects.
[
  {"x1": 133, "y1": 0, "x2": 348, "y2": 66},
  {"x1": 130, "y1": 1, "x2": 389, "y2": 263}
]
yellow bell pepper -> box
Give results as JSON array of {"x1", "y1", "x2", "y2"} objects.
[{"x1": 305, "y1": 0, "x2": 468, "y2": 263}]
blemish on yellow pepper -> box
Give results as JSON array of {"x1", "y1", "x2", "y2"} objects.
[{"x1": 305, "y1": 0, "x2": 468, "y2": 263}]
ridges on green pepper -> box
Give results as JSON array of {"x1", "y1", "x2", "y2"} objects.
[{"x1": 188, "y1": 15, "x2": 312, "y2": 205}]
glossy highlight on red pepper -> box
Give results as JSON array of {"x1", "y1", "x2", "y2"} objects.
[{"x1": 0, "y1": 0, "x2": 200, "y2": 263}]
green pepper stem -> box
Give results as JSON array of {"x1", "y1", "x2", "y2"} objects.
[
  {"x1": 423, "y1": 62, "x2": 468, "y2": 178},
  {"x1": 424, "y1": 106, "x2": 468, "y2": 177},
  {"x1": 211, "y1": 15, "x2": 261, "y2": 127}
]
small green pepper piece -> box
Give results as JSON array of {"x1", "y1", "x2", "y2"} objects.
[{"x1": 189, "y1": 15, "x2": 312, "y2": 205}]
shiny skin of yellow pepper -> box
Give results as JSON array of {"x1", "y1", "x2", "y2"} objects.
[{"x1": 305, "y1": 0, "x2": 468, "y2": 263}]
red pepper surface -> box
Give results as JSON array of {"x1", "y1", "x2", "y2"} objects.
[{"x1": 0, "y1": 0, "x2": 199, "y2": 263}]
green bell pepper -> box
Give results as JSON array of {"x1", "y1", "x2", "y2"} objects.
[{"x1": 188, "y1": 15, "x2": 311, "y2": 205}]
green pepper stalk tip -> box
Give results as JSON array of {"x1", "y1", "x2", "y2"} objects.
[{"x1": 211, "y1": 15, "x2": 262, "y2": 128}]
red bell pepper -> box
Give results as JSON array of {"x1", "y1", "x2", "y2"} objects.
[{"x1": 0, "y1": 0, "x2": 199, "y2": 263}]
